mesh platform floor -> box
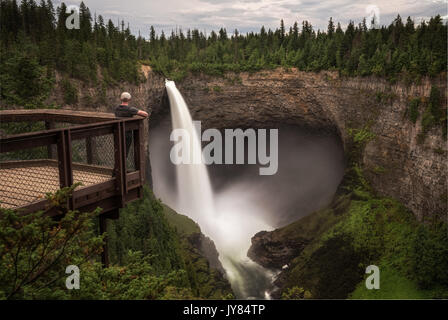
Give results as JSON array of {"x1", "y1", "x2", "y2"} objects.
[{"x1": 0, "y1": 160, "x2": 113, "y2": 209}]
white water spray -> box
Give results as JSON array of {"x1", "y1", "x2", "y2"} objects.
[
  {"x1": 165, "y1": 80, "x2": 215, "y2": 232},
  {"x1": 165, "y1": 80, "x2": 276, "y2": 298}
]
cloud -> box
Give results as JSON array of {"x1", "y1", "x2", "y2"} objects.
[{"x1": 78, "y1": 0, "x2": 446, "y2": 36}]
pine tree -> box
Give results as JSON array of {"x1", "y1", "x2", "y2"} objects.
[
  {"x1": 280, "y1": 19, "x2": 285, "y2": 44},
  {"x1": 218, "y1": 28, "x2": 227, "y2": 41},
  {"x1": 0, "y1": 0, "x2": 446, "y2": 91},
  {"x1": 79, "y1": 1, "x2": 92, "y2": 41},
  {"x1": 327, "y1": 17, "x2": 335, "y2": 38}
]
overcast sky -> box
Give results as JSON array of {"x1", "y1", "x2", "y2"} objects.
[{"x1": 59, "y1": 0, "x2": 447, "y2": 37}]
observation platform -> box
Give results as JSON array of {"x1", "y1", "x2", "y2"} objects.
[{"x1": 0, "y1": 109, "x2": 147, "y2": 265}]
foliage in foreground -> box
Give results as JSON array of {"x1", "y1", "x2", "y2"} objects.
[
  {"x1": 107, "y1": 187, "x2": 233, "y2": 299},
  {"x1": 0, "y1": 185, "x2": 231, "y2": 299},
  {"x1": 0, "y1": 185, "x2": 103, "y2": 299}
]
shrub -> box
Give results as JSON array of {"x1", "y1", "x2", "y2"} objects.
[
  {"x1": 0, "y1": 185, "x2": 103, "y2": 299},
  {"x1": 282, "y1": 286, "x2": 312, "y2": 299},
  {"x1": 421, "y1": 108, "x2": 435, "y2": 133},
  {"x1": 348, "y1": 127, "x2": 376, "y2": 144},
  {"x1": 212, "y1": 85, "x2": 222, "y2": 92},
  {"x1": 411, "y1": 223, "x2": 448, "y2": 289},
  {"x1": 61, "y1": 78, "x2": 78, "y2": 105},
  {"x1": 428, "y1": 85, "x2": 441, "y2": 120},
  {"x1": 408, "y1": 98, "x2": 420, "y2": 123}
]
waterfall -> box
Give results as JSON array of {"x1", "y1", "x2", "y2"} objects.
[
  {"x1": 165, "y1": 80, "x2": 215, "y2": 234},
  {"x1": 165, "y1": 80, "x2": 277, "y2": 299}
]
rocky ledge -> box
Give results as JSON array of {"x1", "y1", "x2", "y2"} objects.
[{"x1": 247, "y1": 231, "x2": 309, "y2": 269}]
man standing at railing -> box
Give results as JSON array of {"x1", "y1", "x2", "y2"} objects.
[
  {"x1": 115, "y1": 92, "x2": 149, "y2": 118},
  {"x1": 115, "y1": 92, "x2": 149, "y2": 161}
]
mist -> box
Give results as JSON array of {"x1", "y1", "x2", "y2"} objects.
[
  {"x1": 151, "y1": 117, "x2": 345, "y2": 227},
  {"x1": 149, "y1": 113, "x2": 345, "y2": 298}
]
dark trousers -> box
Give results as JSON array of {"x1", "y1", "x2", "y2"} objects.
[{"x1": 125, "y1": 131, "x2": 132, "y2": 158}]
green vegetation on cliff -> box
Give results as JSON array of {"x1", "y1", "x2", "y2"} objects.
[
  {"x1": 272, "y1": 128, "x2": 448, "y2": 299},
  {"x1": 107, "y1": 187, "x2": 233, "y2": 299},
  {"x1": 0, "y1": 185, "x2": 232, "y2": 299},
  {"x1": 406, "y1": 85, "x2": 447, "y2": 143},
  {"x1": 275, "y1": 168, "x2": 448, "y2": 299}
]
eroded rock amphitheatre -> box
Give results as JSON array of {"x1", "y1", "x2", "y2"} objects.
[{"x1": 64, "y1": 67, "x2": 446, "y2": 220}]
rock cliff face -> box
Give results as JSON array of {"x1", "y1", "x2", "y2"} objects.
[
  {"x1": 172, "y1": 69, "x2": 446, "y2": 220},
  {"x1": 188, "y1": 232, "x2": 227, "y2": 275},
  {"x1": 55, "y1": 67, "x2": 446, "y2": 220},
  {"x1": 247, "y1": 231, "x2": 309, "y2": 269},
  {"x1": 183, "y1": 232, "x2": 233, "y2": 297}
]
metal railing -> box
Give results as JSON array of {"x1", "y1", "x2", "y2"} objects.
[{"x1": 0, "y1": 110, "x2": 146, "y2": 217}]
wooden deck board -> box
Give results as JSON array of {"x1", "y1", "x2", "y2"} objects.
[{"x1": 0, "y1": 161, "x2": 112, "y2": 209}]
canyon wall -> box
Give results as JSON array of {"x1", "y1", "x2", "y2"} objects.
[
  {"x1": 175, "y1": 69, "x2": 446, "y2": 220},
  {"x1": 56, "y1": 68, "x2": 446, "y2": 220}
]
